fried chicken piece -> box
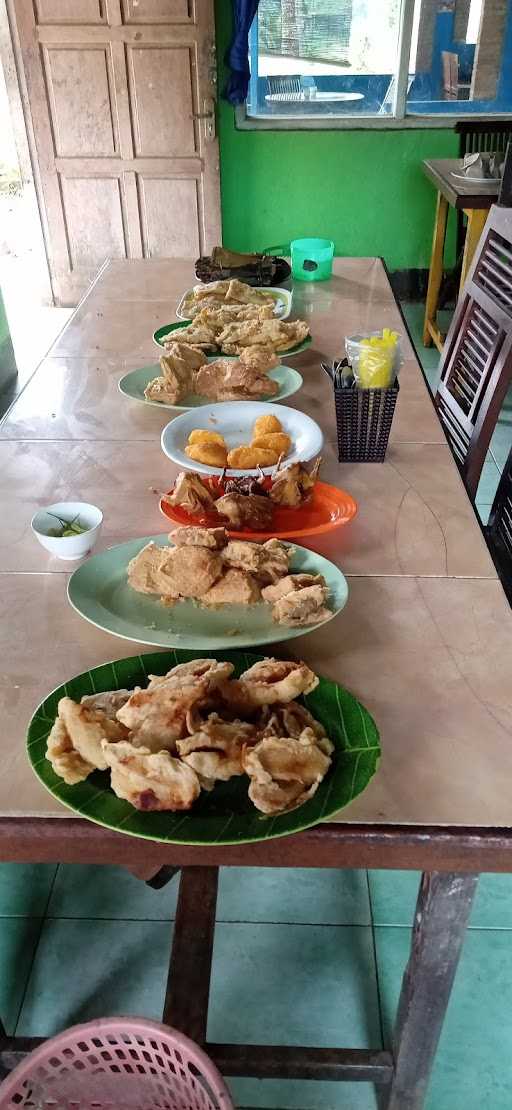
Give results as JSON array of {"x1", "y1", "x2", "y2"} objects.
[
  {"x1": 144, "y1": 375, "x2": 183, "y2": 405},
  {"x1": 239, "y1": 345, "x2": 279, "y2": 373},
  {"x1": 223, "y1": 539, "x2": 263, "y2": 574},
  {"x1": 163, "y1": 342, "x2": 206, "y2": 372},
  {"x1": 243, "y1": 731, "x2": 332, "y2": 815},
  {"x1": 46, "y1": 717, "x2": 95, "y2": 785},
  {"x1": 220, "y1": 658, "x2": 319, "y2": 712},
  {"x1": 269, "y1": 458, "x2": 321, "y2": 507},
  {"x1": 117, "y1": 661, "x2": 233, "y2": 751},
  {"x1": 272, "y1": 584, "x2": 331, "y2": 627},
  {"x1": 127, "y1": 542, "x2": 179, "y2": 600},
  {"x1": 215, "y1": 492, "x2": 273, "y2": 531},
  {"x1": 168, "y1": 525, "x2": 227, "y2": 549},
  {"x1": 102, "y1": 740, "x2": 201, "y2": 812},
  {"x1": 226, "y1": 446, "x2": 279, "y2": 469},
  {"x1": 57, "y1": 697, "x2": 127, "y2": 771},
  {"x1": 256, "y1": 538, "x2": 291, "y2": 584},
  {"x1": 257, "y1": 703, "x2": 333, "y2": 754},
  {"x1": 201, "y1": 567, "x2": 261, "y2": 606},
  {"x1": 159, "y1": 545, "x2": 223, "y2": 597},
  {"x1": 261, "y1": 573, "x2": 326, "y2": 602},
  {"x1": 167, "y1": 471, "x2": 216, "y2": 516},
  {"x1": 194, "y1": 359, "x2": 279, "y2": 402},
  {"x1": 177, "y1": 714, "x2": 257, "y2": 781},
  {"x1": 162, "y1": 323, "x2": 217, "y2": 351},
  {"x1": 80, "y1": 690, "x2": 132, "y2": 719}
]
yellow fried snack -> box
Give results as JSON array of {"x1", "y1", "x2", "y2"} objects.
[
  {"x1": 227, "y1": 446, "x2": 279, "y2": 468},
  {"x1": 252, "y1": 414, "x2": 282, "y2": 438},
  {"x1": 251, "y1": 432, "x2": 291, "y2": 456},
  {"x1": 185, "y1": 442, "x2": 228, "y2": 467},
  {"x1": 188, "y1": 429, "x2": 226, "y2": 447}
]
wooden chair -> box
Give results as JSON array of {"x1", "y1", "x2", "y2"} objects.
[
  {"x1": 487, "y1": 440, "x2": 512, "y2": 605},
  {"x1": 435, "y1": 204, "x2": 512, "y2": 499}
]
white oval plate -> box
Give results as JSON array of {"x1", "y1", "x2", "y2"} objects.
[
  {"x1": 176, "y1": 285, "x2": 292, "y2": 320},
  {"x1": 161, "y1": 401, "x2": 324, "y2": 476},
  {"x1": 118, "y1": 364, "x2": 303, "y2": 411}
]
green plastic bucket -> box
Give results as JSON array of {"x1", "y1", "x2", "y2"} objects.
[{"x1": 291, "y1": 238, "x2": 334, "y2": 281}]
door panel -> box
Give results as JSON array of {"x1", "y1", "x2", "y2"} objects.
[
  {"x1": 127, "y1": 46, "x2": 195, "y2": 156},
  {"x1": 60, "y1": 176, "x2": 127, "y2": 269},
  {"x1": 121, "y1": 1, "x2": 191, "y2": 23},
  {"x1": 138, "y1": 176, "x2": 200, "y2": 257},
  {"x1": 35, "y1": 1, "x2": 106, "y2": 22},
  {"x1": 43, "y1": 46, "x2": 118, "y2": 157},
  {"x1": 8, "y1": 0, "x2": 220, "y2": 304}
]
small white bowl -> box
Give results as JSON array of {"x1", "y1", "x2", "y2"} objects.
[{"x1": 31, "y1": 501, "x2": 103, "y2": 561}]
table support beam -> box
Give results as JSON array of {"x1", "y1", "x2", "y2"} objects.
[
  {"x1": 163, "y1": 865, "x2": 218, "y2": 1044},
  {"x1": 385, "y1": 871, "x2": 478, "y2": 1110}
]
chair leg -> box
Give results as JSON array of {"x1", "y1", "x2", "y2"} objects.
[{"x1": 146, "y1": 865, "x2": 181, "y2": 890}]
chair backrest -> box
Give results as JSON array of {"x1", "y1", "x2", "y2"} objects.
[
  {"x1": 267, "y1": 75, "x2": 302, "y2": 100},
  {"x1": 456, "y1": 120, "x2": 512, "y2": 157},
  {"x1": 442, "y1": 51, "x2": 458, "y2": 99},
  {"x1": 487, "y1": 440, "x2": 512, "y2": 605},
  {"x1": 435, "y1": 205, "x2": 512, "y2": 499}
]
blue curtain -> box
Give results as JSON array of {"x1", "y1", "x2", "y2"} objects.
[{"x1": 224, "y1": 0, "x2": 261, "y2": 105}]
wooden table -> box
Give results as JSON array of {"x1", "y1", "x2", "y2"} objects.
[
  {"x1": 422, "y1": 158, "x2": 499, "y2": 352},
  {"x1": 2, "y1": 258, "x2": 512, "y2": 1109}
]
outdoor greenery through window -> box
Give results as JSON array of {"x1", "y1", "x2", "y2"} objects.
[{"x1": 245, "y1": 0, "x2": 512, "y2": 124}]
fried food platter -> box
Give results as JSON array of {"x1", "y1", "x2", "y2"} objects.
[
  {"x1": 67, "y1": 534, "x2": 348, "y2": 649},
  {"x1": 159, "y1": 479, "x2": 358, "y2": 540},
  {"x1": 153, "y1": 320, "x2": 312, "y2": 358},
  {"x1": 118, "y1": 363, "x2": 303, "y2": 410},
  {"x1": 27, "y1": 649, "x2": 380, "y2": 845}
]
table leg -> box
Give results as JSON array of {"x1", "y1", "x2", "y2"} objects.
[
  {"x1": 423, "y1": 193, "x2": 449, "y2": 349},
  {"x1": 385, "y1": 871, "x2": 478, "y2": 1110},
  {"x1": 460, "y1": 208, "x2": 488, "y2": 290},
  {"x1": 163, "y1": 866, "x2": 218, "y2": 1044}
]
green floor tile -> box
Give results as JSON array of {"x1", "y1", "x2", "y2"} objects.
[
  {"x1": 0, "y1": 863, "x2": 57, "y2": 917},
  {"x1": 369, "y1": 871, "x2": 512, "y2": 929},
  {"x1": 17, "y1": 919, "x2": 172, "y2": 1036},
  {"x1": 375, "y1": 926, "x2": 512, "y2": 1110},
  {"x1": 217, "y1": 868, "x2": 371, "y2": 925},
  {"x1": 490, "y1": 417, "x2": 512, "y2": 472},
  {"x1": 208, "y1": 923, "x2": 381, "y2": 1049},
  {"x1": 228, "y1": 1075, "x2": 379, "y2": 1108},
  {"x1": 476, "y1": 453, "x2": 501, "y2": 508},
  {"x1": 0, "y1": 918, "x2": 42, "y2": 1033},
  {"x1": 47, "y1": 864, "x2": 179, "y2": 920}
]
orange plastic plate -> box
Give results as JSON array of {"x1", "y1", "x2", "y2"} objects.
[{"x1": 159, "y1": 480, "x2": 357, "y2": 541}]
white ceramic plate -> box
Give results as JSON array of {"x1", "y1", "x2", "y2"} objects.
[
  {"x1": 450, "y1": 171, "x2": 501, "y2": 184},
  {"x1": 176, "y1": 285, "x2": 292, "y2": 320},
  {"x1": 160, "y1": 401, "x2": 324, "y2": 476},
  {"x1": 118, "y1": 364, "x2": 303, "y2": 411}
]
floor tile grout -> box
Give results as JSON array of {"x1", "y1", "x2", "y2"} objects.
[{"x1": 13, "y1": 865, "x2": 60, "y2": 1035}]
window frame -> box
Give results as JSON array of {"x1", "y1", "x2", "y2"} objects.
[{"x1": 237, "y1": 0, "x2": 512, "y2": 131}]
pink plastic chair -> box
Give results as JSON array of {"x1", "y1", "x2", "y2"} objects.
[{"x1": 0, "y1": 1018, "x2": 234, "y2": 1109}]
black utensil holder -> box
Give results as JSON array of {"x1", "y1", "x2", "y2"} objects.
[{"x1": 334, "y1": 380, "x2": 399, "y2": 462}]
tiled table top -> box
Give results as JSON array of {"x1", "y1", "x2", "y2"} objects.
[{"x1": 2, "y1": 257, "x2": 512, "y2": 826}]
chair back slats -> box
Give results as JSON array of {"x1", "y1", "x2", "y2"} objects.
[
  {"x1": 487, "y1": 443, "x2": 512, "y2": 604},
  {"x1": 435, "y1": 205, "x2": 512, "y2": 499},
  {"x1": 456, "y1": 121, "x2": 512, "y2": 157}
]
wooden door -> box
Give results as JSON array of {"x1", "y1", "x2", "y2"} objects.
[{"x1": 7, "y1": 0, "x2": 221, "y2": 304}]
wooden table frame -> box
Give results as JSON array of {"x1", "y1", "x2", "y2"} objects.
[
  {"x1": 422, "y1": 159, "x2": 497, "y2": 354},
  {"x1": 2, "y1": 819, "x2": 512, "y2": 1109}
]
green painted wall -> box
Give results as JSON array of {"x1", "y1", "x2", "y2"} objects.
[{"x1": 215, "y1": 1, "x2": 458, "y2": 271}]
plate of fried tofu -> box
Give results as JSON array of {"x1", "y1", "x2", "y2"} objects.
[{"x1": 67, "y1": 527, "x2": 348, "y2": 649}]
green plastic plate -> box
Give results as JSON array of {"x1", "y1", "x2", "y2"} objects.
[
  {"x1": 67, "y1": 536, "x2": 349, "y2": 649},
  {"x1": 27, "y1": 649, "x2": 380, "y2": 845},
  {"x1": 118, "y1": 363, "x2": 303, "y2": 410},
  {"x1": 153, "y1": 319, "x2": 312, "y2": 358}
]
